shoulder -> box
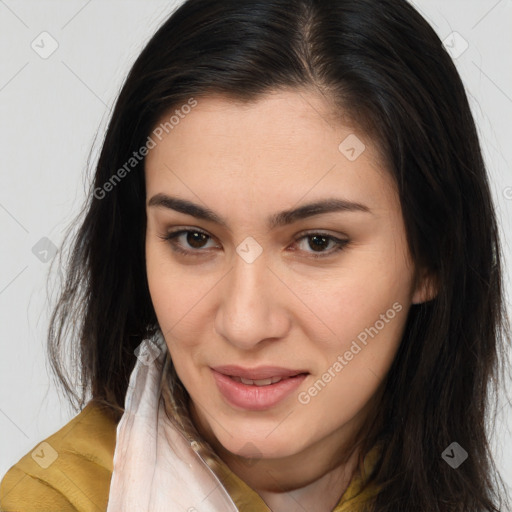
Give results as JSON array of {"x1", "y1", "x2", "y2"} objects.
[{"x1": 0, "y1": 400, "x2": 118, "y2": 512}]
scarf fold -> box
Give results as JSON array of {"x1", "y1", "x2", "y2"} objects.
[{"x1": 106, "y1": 330, "x2": 239, "y2": 511}]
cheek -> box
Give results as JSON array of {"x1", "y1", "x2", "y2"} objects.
[
  {"x1": 146, "y1": 238, "x2": 193, "y2": 338},
  {"x1": 298, "y1": 289, "x2": 408, "y2": 428},
  {"x1": 146, "y1": 243, "x2": 174, "y2": 324},
  {"x1": 324, "y1": 275, "x2": 410, "y2": 346},
  {"x1": 145, "y1": 236, "x2": 215, "y2": 369},
  {"x1": 307, "y1": 283, "x2": 408, "y2": 377},
  {"x1": 293, "y1": 242, "x2": 413, "y2": 377},
  {"x1": 146, "y1": 259, "x2": 199, "y2": 386}
]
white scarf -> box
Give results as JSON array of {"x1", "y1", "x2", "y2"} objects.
[{"x1": 106, "y1": 330, "x2": 240, "y2": 511}]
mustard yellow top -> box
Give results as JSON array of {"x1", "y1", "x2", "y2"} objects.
[{"x1": 0, "y1": 401, "x2": 380, "y2": 511}]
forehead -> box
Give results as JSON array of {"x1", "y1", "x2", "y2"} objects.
[{"x1": 144, "y1": 90, "x2": 397, "y2": 217}]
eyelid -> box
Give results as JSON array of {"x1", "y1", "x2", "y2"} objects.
[
  {"x1": 157, "y1": 227, "x2": 220, "y2": 256},
  {"x1": 158, "y1": 226, "x2": 350, "y2": 259},
  {"x1": 290, "y1": 230, "x2": 349, "y2": 258}
]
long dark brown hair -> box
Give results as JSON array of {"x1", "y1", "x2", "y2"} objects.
[{"x1": 47, "y1": 0, "x2": 511, "y2": 509}]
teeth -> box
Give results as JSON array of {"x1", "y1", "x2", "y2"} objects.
[{"x1": 232, "y1": 376, "x2": 284, "y2": 386}]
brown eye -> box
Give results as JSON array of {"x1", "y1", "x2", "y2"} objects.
[
  {"x1": 307, "y1": 234, "x2": 331, "y2": 252},
  {"x1": 158, "y1": 228, "x2": 218, "y2": 256},
  {"x1": 184, "y1": 231, "x2": 209, "y2": 249},
  {"x1": 293, "y1": 232, "x2": 349, "y2": 259}
]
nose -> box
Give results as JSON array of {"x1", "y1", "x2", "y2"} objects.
[{"x1": 214, "y1": 250, "x2": 291, "y2": 351}]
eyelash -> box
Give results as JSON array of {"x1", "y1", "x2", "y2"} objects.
[{"x1": 157, "y1": 228, "x2": 349, "y2": 259}]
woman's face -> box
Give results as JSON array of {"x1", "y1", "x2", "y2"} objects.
[{"x1": 145, "y1": 90, "x2": 433, "y2": 461}]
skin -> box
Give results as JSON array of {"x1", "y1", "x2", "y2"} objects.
[{"x1": 144, "y1": 89, "x2": 436, "y2": 512}]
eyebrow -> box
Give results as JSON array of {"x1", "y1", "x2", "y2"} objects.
[{"x1": 148, "y1": 193, "x2": 372, "y2": 230}]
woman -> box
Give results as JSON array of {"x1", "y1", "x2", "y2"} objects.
[{"x1": 1, "y1": 0, "x2": 510, "y2": 510}]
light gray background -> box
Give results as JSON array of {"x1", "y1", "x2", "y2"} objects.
[{"x1": 1, "y1": 0, "x2": 511, "y2": 494}]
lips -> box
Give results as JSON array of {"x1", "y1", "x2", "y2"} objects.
[
  {"x1": 211, "y1": 367, "x2": 309, "y2": 410},
  {"x1": 230, "y1": 375, "x2": 285, "y2": 386},
  {"x1": 211, "y1": 365, "x2": 308, "y2": 381}
]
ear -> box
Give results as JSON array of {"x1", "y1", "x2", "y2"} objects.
[{"x1": 411, "y1": 266, "x2": 438, "y2": 305}]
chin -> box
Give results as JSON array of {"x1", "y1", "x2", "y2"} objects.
[{"x1": 216, "y1": 429, "x2": 304, "y2": 461}]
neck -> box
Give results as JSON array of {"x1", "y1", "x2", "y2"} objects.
[
  {"x1": 189, "y1": 403, "x2": 367, "y2": 512},
  {"x1": 222, "y1": 440, "x2": 361, "y2": 512}
]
